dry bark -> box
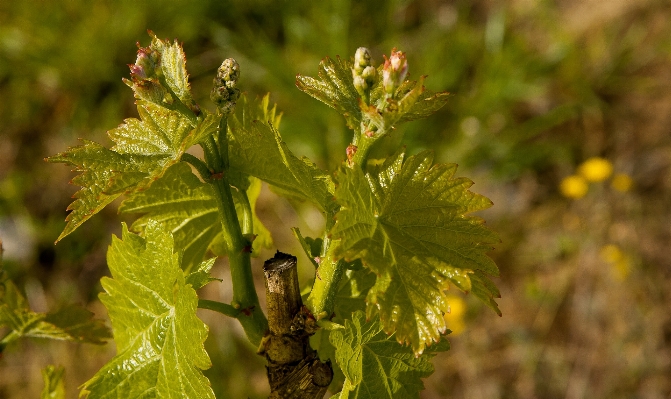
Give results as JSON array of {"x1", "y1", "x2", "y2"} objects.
[{"x1": 259, "y1": 252, "x2": 333, "y2": 399}]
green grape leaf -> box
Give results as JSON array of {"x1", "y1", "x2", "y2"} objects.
[
  {"x1": 47, "y1": 103, "x2": 215, "y2": 242},
  {"x1": 331, "y1": 149, "x2": 500, "y2": 354},
  {"x1": 291, "y1": 227, "x2": 323, "y2": 269},
  {"x1": 368, "y1": 75, "x2": 450, "y2": 126},
  {"x1": 296, "y1": 56, "x2": 361, "y2": 129},
  {"x1": 41, "y1": 365, "x2": 66, "y2": 399},
  {"x1": 119, "y1": 163, "x2": 272, "y2": 270},
  {"x1": 308, "y1": 268, "x2": 378, "y2": 391},
  {"x1": 363, "y1": 76, "x2": 429, "y2": 132},
  {"x1": 0, "y1": 276, "x2": 111, "y2": 346},
  {"x1": 229, "y1": 93, "x2": 283, "y2": 133},
  {"x1": 80, "y1": 221, "x2": 214, "y2": 399},
  {"x1": 186, "y1": 258, "x2": 220, "y2": 290},
  {"x1": 333, "y1": 269, "x2": 377, "y2": 324},
  {"x1": 396, "y1": 88, "x2": 450, "y2": 123},
  {"x1": 228, "y1": 96, "x2": 336, "y2": 216},
  {"x1": 118, "y1": 163, "x2": 218, "y2": 270},
  {"x1": 330, "y1": 311, "x2": 450, "y2": 399}
]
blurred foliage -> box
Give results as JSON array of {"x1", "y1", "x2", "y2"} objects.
[{"x1": 1, "y1": 0, "x2": 671, "y2": 398}]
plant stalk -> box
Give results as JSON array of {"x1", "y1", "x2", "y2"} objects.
[
  {"x1": 198, "y1": 299, "x2": 241, "y2": 318},
  {"x1": 206, "y1": 116, "x2": 268, "y2": 346},
  {"x1": 305, "y1": 235, "x2": 346, "y2": 319}
]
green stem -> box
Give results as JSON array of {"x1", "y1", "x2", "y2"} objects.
[
  {"x1": 158, "y1": 75, "x2": 199, "y2": 126},
  {"x1": 204, "y1": 136, "x2": 224, "y2": 171},
  {"x1": 305, "y1": 231, "x2": 346, "y2": 320},
  {"x1": 181, "y1": 153, "x2": 211, "y2": 181},
  {"x1": 306, "y1": 258, "x2": 346, "y2": 320},
  {"x1": 0, "y1": 330, "x2": 20, "y2": 353},
  {"x1": 204, "y1": 115, "x2": 268, "y2": 346},
  {"x1": 210, "y1": 177, "x2": 267, "y2": 345},
  {"x1": 198, "y1": 299, "x2": 240, "y2": 318},
  {"x1": 232, "y1": 189, "x2": 253, "y2": 235},
  {"x1": 307, "y1": 129, "x2": 375, "y2": 319},
  {"x1": 217, "y1": 116, "x2": 229, "y2": 169},
  {"x1": 351, "y1": 135, "x2": 375, "y2": 168}
]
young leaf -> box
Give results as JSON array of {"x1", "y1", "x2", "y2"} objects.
[
  {"x1": 291, "y1": 227, "x2": 323, "y2": 269},
  {"x1": 0, "y1": 277, "x2": 110, "y2": 345},
  {"x1": 330, "y1": 311, "x2": 450, "y2": 399},
  {"x1": 118, "y1": 163, "x2": 272, "y2": 270},
  {"x1": 396, "y1": 89, "x2": 450, "y2": 124},
  {"x1": 80, "y1": 221, "x2": 214, "y2": 399},
  {"x1": 117, "y1": 163, "x2": 219, "y2": 270},
  {"x1": 296, "y1": 56, "x2": 361, "y2": 129},
  {"x1": 369, "y1": 75, "x2": 450, "y2": 126},
  {"x1": 298, "y1": 53, "x2": 449, "y2": 134},
  {"x1": 124, "y1": 32, "x2": 199, "y2": 118},
  {"x1": 308, "y1": 268, "x2": 379, "y2": 391},
  {"x1": 229, "y1": 93, "x2": 283, "y2": 133},
  {"x1": 47, "y1": 103, "x2": 214, "y2": 242},
  {"x1": 330, "y1": 149, "x2": 500, "y2": 354},
  {"x1": 332, "y1": 269, "x2": 376, "y2": 323},
  {"x1": 228, "y1": 96, "x2": 337, "y2": 216},
  {"x1": 41, "y1": 365, "x2": 66, "y2": 399},
  {"x1": 185, "y1": 258, "x2": 220, "y2": 290}
]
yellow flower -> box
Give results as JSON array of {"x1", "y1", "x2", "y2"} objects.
[
  {"x1": 611, "y1": 173, "x2": 633, "y2": 192},
  {"x1": 560, "y1": 175, "x2": 589, "y2": 199},
  {"x1": 578, "y1": 157, "x2": 613, "y2": 182},
  {"x1": 600, "y1": 244, "x2": 623, "y2": 264},
  {"x1": 444, "y1": 295, "x2": 466, "y2": 336},
  {"x1": 600, "y1": 244, "x2": 631, "y2": 281}
]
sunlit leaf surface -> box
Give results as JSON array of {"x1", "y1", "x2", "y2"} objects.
[
  {"x1": 227, "y1": 95, "x2": 336, "y2": 216},
  {"x1": 330, "y1": 311, "x2": 449, "y2": 399},
  {"x1": 0, "y1": 276, "x2": 110, "y2": 345},
  {"x1": 47, "y1": 34, "x2": 214, "y2": 242},
  {"x1": 331, "y1": 149, "x2": 500, "y2": 354},
  {"x1": 119, "y1": 163, "x2": 272, "y2": 270},
  {"x1": 80, "y1": 221, "x2": 214, "y2": 399}
]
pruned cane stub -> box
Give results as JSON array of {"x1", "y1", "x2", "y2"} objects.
[{"x1": 261, "y1": 251, "x2": 333, "y2": 398}]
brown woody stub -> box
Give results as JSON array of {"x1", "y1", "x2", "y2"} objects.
[{"x1": 261, "y1": 251, "x2": 333, "y2": 398}]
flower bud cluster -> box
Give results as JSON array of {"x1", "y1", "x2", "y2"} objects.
[
  {"x1": 126, "y1": 44, "x2": 170, "y2": 105},
  {"x1": 382, "y1": 48, "x2": 408, "y2": 95},
  {"x1": 352, "y1": 47, "x2": 377, "y2": 99},
  {"x1": 211, "y1": 58, "x2": 241, "y2": 114},
  {"x1": 129, "y1": 46, "x2": 161, "y2": 80}
]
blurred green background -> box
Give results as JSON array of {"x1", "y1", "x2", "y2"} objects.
[{"x1": 1, "y1": 0, "x2": 671, "y2": 398}]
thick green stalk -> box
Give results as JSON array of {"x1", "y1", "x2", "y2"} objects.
[
  {"x1": 305, "y1": 223, "x2": 349, "y2": 320},
  {"x1": 181, "y1": 153, "x2": 210, "y2": 181},
  {"x1": 351, "y1": 134, "x2": 376, "y2": 167},
  {"x1": 206, "y1": 125, "x2": 268, "y2": 346},
  {"x1": 307, "y1": 126, "x2": 376, "y2": 319},
  {"x1": 305, "y1": 255, "x2": 346, "y2": 320}
]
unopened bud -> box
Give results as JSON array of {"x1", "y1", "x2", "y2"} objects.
[
  {"x1": 352, "y1": 47, "x2": 377, "y2": 99},
  {"x1": 130, "y1": 46, "x2": 160, "y2": 80},
  {"x1": 354, "y1": 47, "x2": 372, "y2": 74},
  {"x1": 383, "y1": 48, "x2": 408, "y2": 95},
  {"x1": 362, "y1": 66, "x2": 376, "y2": 81},
  {"x1": 125, "y1": 44, "x2": 169, "y2": 104},
  {"x1": 211, "y1": 58, "x2": 241, "y2": 114},
  {"x1": 353, "y1": 75, "x2": 366, "y2": 94}
]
